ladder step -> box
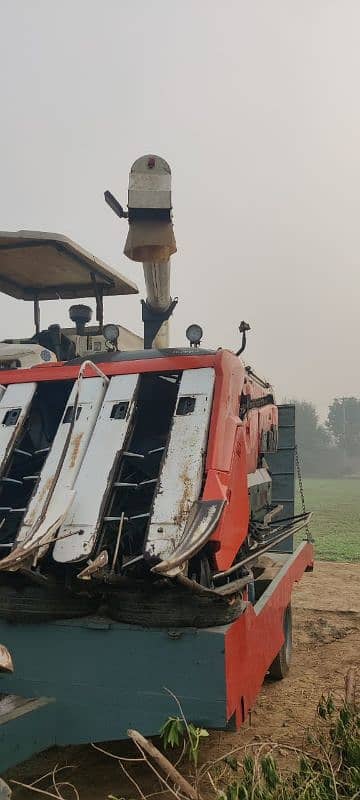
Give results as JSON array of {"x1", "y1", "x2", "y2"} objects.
[
  {"x1": 14, "y1": 448, "x2": 33, "y2": 458},
  {"x1": 148, "y1": 447, "x2": 165, "y2": 455},
  {"x1": 123, "y1": 451, "x2": 145, "y2": 460},
  {"x1": 0, "y1": 478, "x2": 22, "y2": 486},
  {"x1": 138, "y1": 478, "x2": 157, "y2": 487},
  {"x1": 0, "y1": 507, "x2": 26, "y2": 514},
  {"x1": 128, "y1": 513, "x2": 150, "y2": 520},
  {"x1": 34, "y1": 447, "x2": 50, "y2": 455},
  {"x1": 113, "y1": 482, "x2": 137, "y2": 488},
  {"x1": 22, "y1": 475, "x2": 39, "y2": 481},
  {"x1": 104, "y1": 515, "x2": 129, "y2": 522},
  {"x1": 0, "y1": 543, "x2": 13, "y2": 548},
  {"x1": 122, "y1": 554, "x2": 144, "y2": 569}
]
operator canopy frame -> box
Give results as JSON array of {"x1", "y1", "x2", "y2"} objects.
[
  {"x1": 0, "y1": 230, "x2": 139, "y2": 335},
  {"x1": 0, "y1": 230, "x2": 138, "y2": 301}
]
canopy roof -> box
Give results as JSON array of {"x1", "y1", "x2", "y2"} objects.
[{"x1": 0, "y1": 231, "x2": 138, "y2": 300}]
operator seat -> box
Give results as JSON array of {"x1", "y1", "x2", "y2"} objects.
[{"x1": 4, "y1": 325, "x2": 76, "y2": 362}]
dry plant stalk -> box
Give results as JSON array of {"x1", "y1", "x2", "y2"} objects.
[
  {"x1": 345, "y1": 666, "x2": 356, "y2": 710},
  {"x1": 128, "y1": 728, "x2": 200, "y2": 800},
  {"x1": 10, "y1": 763, "x2": 79, "y2": 800}
]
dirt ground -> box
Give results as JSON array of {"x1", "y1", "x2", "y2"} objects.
[{"x1": 5, "y1": 561, "x2": 360, "y2": 799}]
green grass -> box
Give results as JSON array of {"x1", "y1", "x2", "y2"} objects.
[{"x1": 295, "y1": 478, "x2": 360, "y2": 561}]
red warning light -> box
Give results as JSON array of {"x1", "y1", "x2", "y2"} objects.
[{"x1": 147, "y1": 157, "x2": 156, "y2": 169}]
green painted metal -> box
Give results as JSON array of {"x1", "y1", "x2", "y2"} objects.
[
  {"x1": 0, "y1": 700, "x2": 55, "y2": 774},
  {"x1": 0, "y1": 618, "x2": 227, "y2": 772},
  {"x1": 267, "y1": 404, "x2": 295, "y2": 553}
]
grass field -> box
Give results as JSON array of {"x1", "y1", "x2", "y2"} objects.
[{"x1": 296, "y1": 478, "x2": 360, "y2": 561}]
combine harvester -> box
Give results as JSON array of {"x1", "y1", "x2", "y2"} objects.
[{"x1": 0, "y1": 156, "x2": 313, "y2": 777}]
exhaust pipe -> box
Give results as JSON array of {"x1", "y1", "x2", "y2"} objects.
[{"x1": 124, "y1": 155, "x2": 177, "y2": 349}]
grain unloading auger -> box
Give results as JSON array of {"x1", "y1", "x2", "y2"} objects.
[
  {"x1": 0, "y1": 156, "x2": 314, "y2": 779},
  {"x1": 0, "y1": 154, "x2": 310, "y2": 626}
]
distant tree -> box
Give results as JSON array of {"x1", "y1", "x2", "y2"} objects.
[
  {"x1": 326, "y1": 397, "x2": 360, "y2": 457},
  {"x1": 294, "y1": 400, "x2": 330, "y2": 451},
  {"x1": 284, "y1": 399, "x2": 337, "y2": 477}
]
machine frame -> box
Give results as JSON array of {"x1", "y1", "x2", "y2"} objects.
[
  {"x1": 0, "y1": 358, "x2": 313, "y2": 774},
  {"x1": 0, "y1": 541, "x2": 313, "y2": 772}
]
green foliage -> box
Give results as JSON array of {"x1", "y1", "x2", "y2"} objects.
[
  {"x1": 159, "y1": 715, "x2": 185, "y2": 749},
  {"x1": 108, "y1": 796, "x2": 134, "y2": 800},
  {"x1": 217, "y1": 696, "x2": 360, "y2": 800},
  {"x1": 118, "y1": 690, "x2": 358, "y2": 800},
  {"x1": 187, "y1": 723, "x2": 209, "y2": 767},
  {"x1": 293, "y1": 400, "x2": 330, "y2": 452},
  {"x1": 327, "y1": 397, "x2": 360, "y2": 456},
  {"x1": 225, "y1": 755, "x2": 239, "y2": 771},
  {"x1": 286, "y1": 397, "x2": 360, "y2": 477},
  {"x1": 285, "y1": 399, "x2": 338, "y2": 478},
  {"x1": 159, "y1": 715, "x2": 209, "y2": 766}
]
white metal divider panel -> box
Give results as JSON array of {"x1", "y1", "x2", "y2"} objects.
[
  {"x1": 53, "y1": 373, "x2": 139, "y2": 563},
  {"x1": 0, "y1": 383, "x2": 37, "y2": 476},
  {"x1": 16, "y1": 377, "x2": 107, "y2": 547},
  {"x1": 144, "y1": 367, "x2": 215, "y2": 562}
]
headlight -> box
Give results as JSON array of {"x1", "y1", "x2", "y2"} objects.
[
  {"x1": 186, "y1": 323, "x2": 203, "y2": 347},
  {"x1": 103, "y1": 323, "x2": 120, "y2": 344}
]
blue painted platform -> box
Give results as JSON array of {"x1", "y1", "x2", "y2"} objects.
[{"x1": 0, "y1": 615, "x2": 228, "y2": 772}]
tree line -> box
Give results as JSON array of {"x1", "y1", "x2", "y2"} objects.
[{"x1": 286, "y1": 397, "x2": 360, "y2": 477}]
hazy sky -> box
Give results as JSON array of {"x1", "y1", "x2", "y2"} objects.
[{"x1": 0, "y1": 1, "x2": 359, "y2": 418}]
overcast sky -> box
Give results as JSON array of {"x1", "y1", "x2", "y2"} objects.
[{"x1": 0, "y1": 1, "x2": 358, "y2": 417}]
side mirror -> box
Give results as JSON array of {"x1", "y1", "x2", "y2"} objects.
[{"x1": 236, "y1": 321, "x2": 251, "y2": 356}]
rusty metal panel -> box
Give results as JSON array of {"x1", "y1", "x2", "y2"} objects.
[
  {"x1": 53, "y1": 374, "x2": 139, "y2": 563},
  {"x1": 145, "y1": 367, "x2": 215, "y2": 561},
  {"x1": 16, "y1": 377, "x2": 107, "y2": 549},
  {"x1": 0, "y1": 383, "x2": 36, "y2": 476}
]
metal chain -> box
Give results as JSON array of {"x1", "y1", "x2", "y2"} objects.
[{"x1": 295, "y1": 445, "x2": 313, "y2": 542}]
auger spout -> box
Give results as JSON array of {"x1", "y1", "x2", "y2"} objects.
[{"x1": 124, "y1": 155, "x2": 177, "y2": 348}]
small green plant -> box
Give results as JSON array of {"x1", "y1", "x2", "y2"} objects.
[
  {"x1": 159, "y1": 715, "x2": 186, "y2": 749},
  {"x1": 108, "y1": 795, "x2": 136, "y2": 800},
  {"x1": 159, "y1": 715, "x2": 209, "y2": 766},
  {"x1": 215, "y1": 693, "x2": 360, "y2": 800},
  {"x1": 317, "y1": 692, "x2": 335, "y2": 719},
  {"x1": 97, "y1": 679, "x2": 358, "y2": 800}
]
